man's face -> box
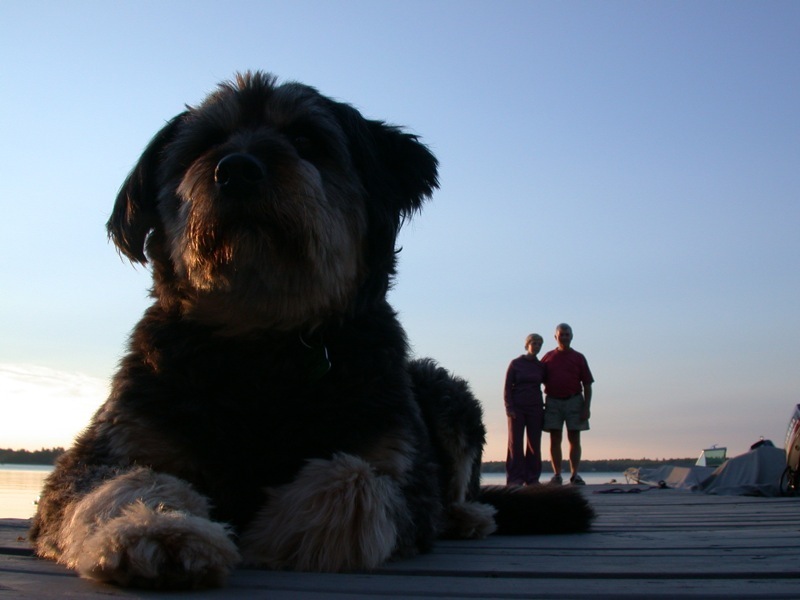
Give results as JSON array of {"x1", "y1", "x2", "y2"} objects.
[{"x1": 555, "y1": 327, "x2": 573, "y2": 350}]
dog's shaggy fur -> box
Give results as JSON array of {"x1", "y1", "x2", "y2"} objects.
[{"x1": 31, "y1": 72, "x2": 594, "y2": 589}]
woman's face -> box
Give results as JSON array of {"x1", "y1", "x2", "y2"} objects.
[{"x1": 526, "y1": 338, "x2": 543, "y2": 355}]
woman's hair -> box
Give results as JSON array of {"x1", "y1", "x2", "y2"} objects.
[{"x1": 525, "y1": 333, "x2": 543, "y2": 348}]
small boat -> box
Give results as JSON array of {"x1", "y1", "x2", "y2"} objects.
[{"x1": 696, "y1": 445, "x2": 727, "y2": 467}]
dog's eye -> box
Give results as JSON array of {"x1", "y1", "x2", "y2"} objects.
[
  {"x1": 285, "y1": 122, "x2": 330, "y2": 162},
  {"x1": 291, "y1": 135, "x2": 315, "y2": 158}
]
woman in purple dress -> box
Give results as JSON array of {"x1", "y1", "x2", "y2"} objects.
[{"x1": 504, "y1": 333, "x2": 546, "y2": 485}]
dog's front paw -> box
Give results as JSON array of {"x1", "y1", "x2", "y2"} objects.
[
  {"x1": 241, "y1": 453, "x2": 403, "y2": 571},
  {"x1": 73, "y1": 501, "x2": 240, "y2": 589}
]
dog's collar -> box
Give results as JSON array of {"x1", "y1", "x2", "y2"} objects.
[{"x1": 299, "y1": 333, "x2": 331, "y2": 382}]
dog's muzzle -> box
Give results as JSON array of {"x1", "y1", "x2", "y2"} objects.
[{"x1": 214, "y1": 153, "x2": 266, "y2": 196}]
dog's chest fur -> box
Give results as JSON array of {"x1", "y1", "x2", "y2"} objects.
[{"x1": 99, "y1": 300, "x2": 424, "y2": 529}]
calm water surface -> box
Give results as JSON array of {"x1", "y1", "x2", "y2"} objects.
[
  {"x1": 480, "y1": 472, "x2": 624, "y2": 486},
  {"x1": 0, "y1": 465, "x2": 52, "y2": 519},
  {"x1": 0, "y1": 466, "x2": 624, "y2": 519}
]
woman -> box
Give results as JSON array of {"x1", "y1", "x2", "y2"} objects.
[{"x1": 504, "y1": 333, "x2": 546, "y2": 485}]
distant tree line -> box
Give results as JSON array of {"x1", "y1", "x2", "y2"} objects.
[
  {"x1": 481, "y1": 458, "x2": 697, "y2": 474},
  {"x1": 0, "y1": 448, "x2": 65, "y2": 465},
  {"x1": 0, "y1": 448, "x2": 697, "y2": 472}
]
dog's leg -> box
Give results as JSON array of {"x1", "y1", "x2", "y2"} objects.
[
  {"x1": 54, "y1": 467, "x2": 239, "y2": 588},
  {"x1": 407, "y1": 358, "x2": 497, "y2": 540},
  {"x1": 240, "y1": 453, "x2": 406, "y2": 572},
  {"x1": 439, "y1": 442, "x2": 498, "y2": 540}
]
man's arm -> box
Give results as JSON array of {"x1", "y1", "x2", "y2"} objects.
[{"x1": 581, "y1": 383, "x2": 592, "y2": 420}]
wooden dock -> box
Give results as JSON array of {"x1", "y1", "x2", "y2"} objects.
[{"x1": 2, "y1": 484, "x2": 799, "y2": 598}]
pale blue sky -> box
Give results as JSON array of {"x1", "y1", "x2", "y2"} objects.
[{"x1": 1, "y1": 1, "x2": 798, "y2": 461}]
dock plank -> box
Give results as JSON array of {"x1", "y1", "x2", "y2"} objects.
[{"x1": 2, "y1": 485, "x2": 800, "y2": 598}]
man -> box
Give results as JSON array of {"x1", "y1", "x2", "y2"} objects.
[{"x1": 541, "y1": 323, "x2": 594, "y2": 485}]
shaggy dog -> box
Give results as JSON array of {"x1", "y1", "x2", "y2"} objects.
[{"x1": 31, "y1": 72, "x2": 594, "y2": 589}]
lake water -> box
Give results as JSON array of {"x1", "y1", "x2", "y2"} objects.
[
  {"x1": 0, "y1": 466, "x2": 624, "y2": 519},
  {"x1": 480, "y1": 471, "x2": 625, "y2": 486},
  {"x1": 0, "y1": 465, "x2": 52, "y2": 519}
]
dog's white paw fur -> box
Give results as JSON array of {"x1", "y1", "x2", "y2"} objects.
[
  {"x1": 60, "y1": 468, "x2": 239, "y2": 588},
  {"x1": 241, "y1": 453, "x2": 404, "y2": 571},
  {"x1": 74, "y1": 501, "x2": 239, "y2": 588}
]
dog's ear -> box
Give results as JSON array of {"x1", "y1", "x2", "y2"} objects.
[
  {"x1": 328, "y1": 101, "x2": 439, "y2": 304},
  {"x1": 107, "y1": 113, "x2": 187, "y2": 264},
  {"x1": 363, "y1": 120, "x2": 439, "y2": 215},
  {"x1": 329, "y1": 102, "x2": 439, "y2": 214}
]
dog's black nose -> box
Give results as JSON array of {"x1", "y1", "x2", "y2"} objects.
[{"x1": 214, "y1": 153, "x2": 266, "y2": 194}]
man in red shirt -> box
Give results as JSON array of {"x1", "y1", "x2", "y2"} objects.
[{"x1": 541, "y1": 323, "x2": 594, "y2": 485}]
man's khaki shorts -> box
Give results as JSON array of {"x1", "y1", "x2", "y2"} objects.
[{"x1": 544, "y1": 393, "x2": 590, "y2": 432}]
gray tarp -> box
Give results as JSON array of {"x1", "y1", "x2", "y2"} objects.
[
  {"x1": 696, "y1": 445, "x2": 786, "y2": 496},
  {"x1": 632, "y1": 445, "x2": 787, "y2": 496},
  {"x1": 632, "y1": 465, "x2": 716, "y2": 490}
]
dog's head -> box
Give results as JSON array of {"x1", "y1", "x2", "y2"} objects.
[{"x1": 108, "y1": 72, "x2": 438, "y2": 332}]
